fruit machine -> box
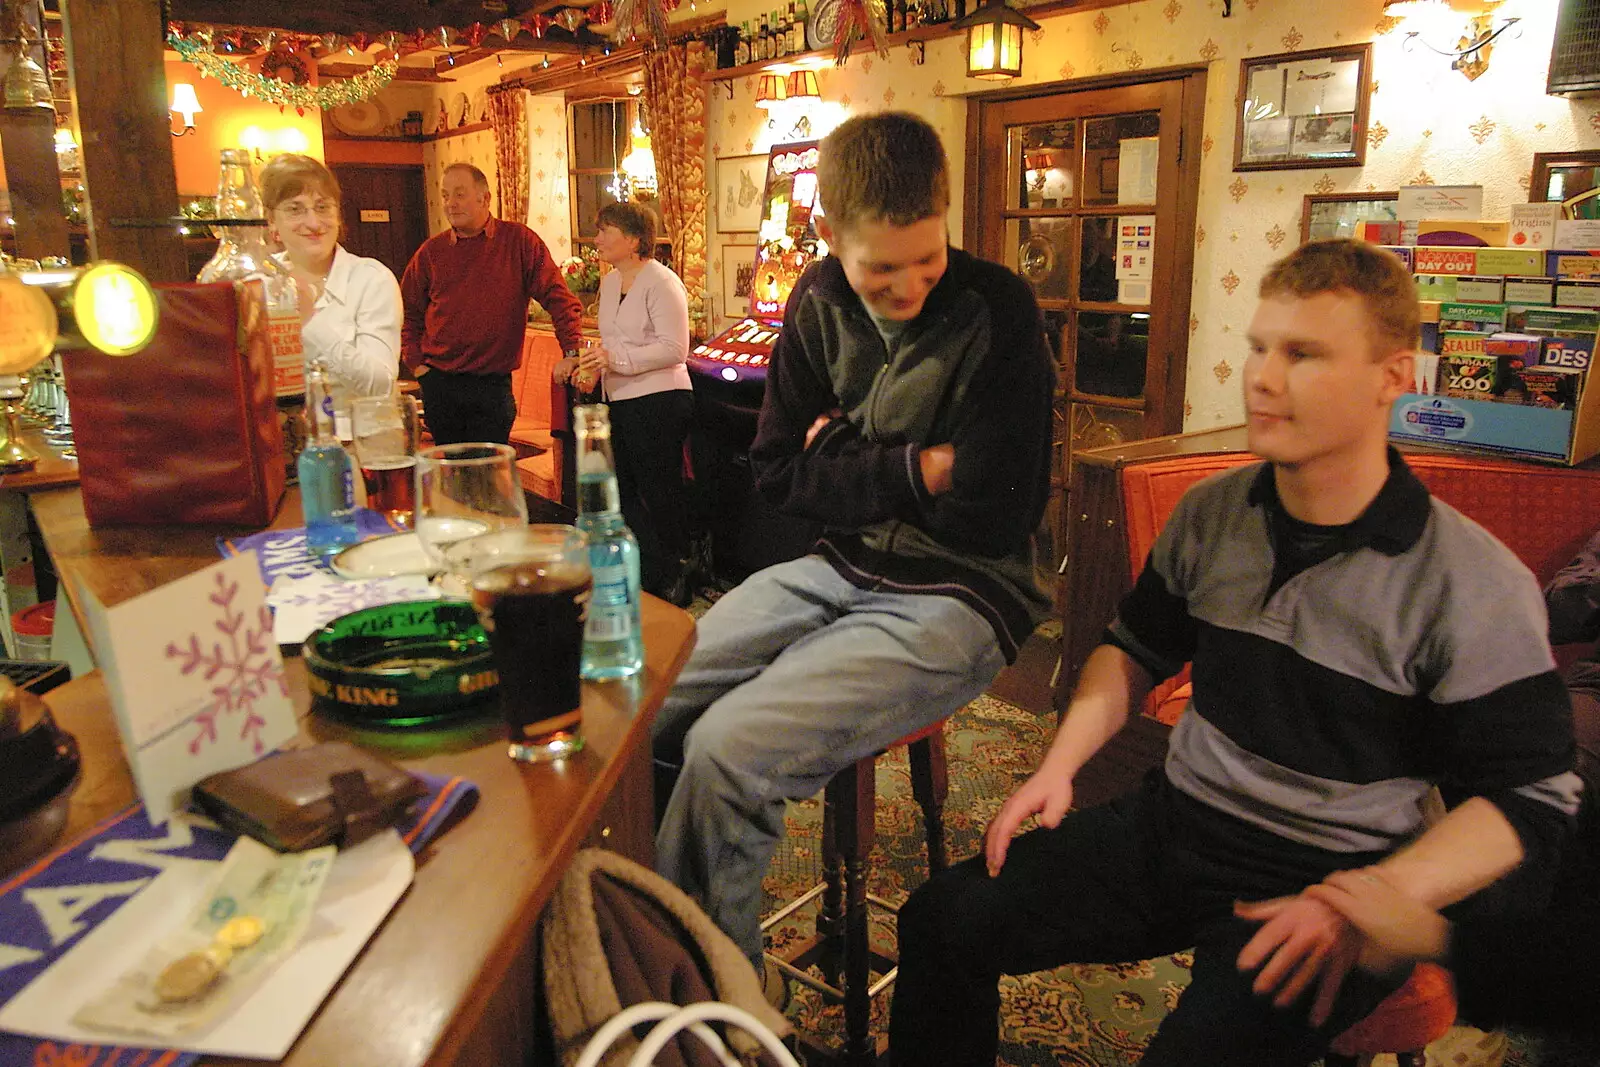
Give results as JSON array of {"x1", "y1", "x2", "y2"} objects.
[{"x1": 689, "y1": 139, "x2": 824, "y2": 578}]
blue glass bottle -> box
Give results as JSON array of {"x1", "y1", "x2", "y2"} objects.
[
  {"x1": 575, "y1": 404, "x2": 644, "y2": 679},
  {"x1": 298, "y1": 361, "x2": 361, "y2": 558}
]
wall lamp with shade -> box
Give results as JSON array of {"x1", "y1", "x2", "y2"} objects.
[
  {"x1": 1383, "y1": 0, "x2": 1520, "y2": 81},
  {"x1": 950, "y1": 0, "x2": 1040, "y2": 81},
  {"x1": 786, "y1": 70, "x2": 820, "y2": 103},
  {"x1": 169, "y1": 82, "x2": 202, "y2": 136},
  {"x1": 754, "y1": 71, "x2": 790, "y2": 108}
]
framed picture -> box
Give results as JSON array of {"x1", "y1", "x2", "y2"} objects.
[
  {"x1": 1300, "y1": 191, "x2": 1400, "y2": 244},
  {"x1": 716, "y1": 154, "x2": 767, "y2": 234},
  {"x1": 721, "y1": 242, "x2": 758, "y2": 319},
  {"x1": 1235, "y1": 43, "x2": 1371, "y2": 172}
]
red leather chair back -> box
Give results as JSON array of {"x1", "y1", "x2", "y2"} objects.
[{"x1": 1119, "y1": 450, "x2": 1600, "y2": 720}]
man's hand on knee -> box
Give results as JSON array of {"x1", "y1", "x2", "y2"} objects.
[{"x1": 1233, "y1": 893, "x2": 1361, "y2": 1027}]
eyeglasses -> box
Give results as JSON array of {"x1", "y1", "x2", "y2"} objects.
[{"x1": 279, "y1": 199, "x2": 338, "y2": 223}]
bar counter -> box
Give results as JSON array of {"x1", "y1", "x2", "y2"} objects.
[{"x1": 23, "y1": 486, "x2": 697, "y2": 1066}]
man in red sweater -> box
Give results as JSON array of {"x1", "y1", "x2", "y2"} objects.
[{"x1": 400, "y1": 163, "x2": 584, "y2": 445}]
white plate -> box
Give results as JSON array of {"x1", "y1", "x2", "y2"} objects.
[
  {"x1": 330, "y1": 518, "x2": 487, "y2": 579},
  {"x1": 0, "y1": 829, "x2": 414, "y2": 1058}
]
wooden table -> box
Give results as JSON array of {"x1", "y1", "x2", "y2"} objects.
[{"x1": 26, "y1": 486, "x2": 698, "y2": 1067}]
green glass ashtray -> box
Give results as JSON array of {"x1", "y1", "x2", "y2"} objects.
[{"x1": 302, "y1": 601, "x2": 498, "y2": 727}]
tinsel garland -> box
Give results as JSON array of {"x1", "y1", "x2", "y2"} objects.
[{"x1": 167, "y1": 34, "x2": 398, "y2": 112}]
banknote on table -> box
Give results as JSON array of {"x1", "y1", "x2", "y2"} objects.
[{"x1": 72, "y1": 836, "x2": 337, "y2": 1039}]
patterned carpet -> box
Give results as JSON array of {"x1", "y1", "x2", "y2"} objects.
[{"x1": 754, "y1": 690, "x2": 1597, "y2": 1067}]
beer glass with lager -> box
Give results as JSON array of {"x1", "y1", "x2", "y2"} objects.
[
  {"x1": 462, "y1": 525, "x2": 592, "y2": 762},
  {"x1": 352, "y1": 391, "x2": 420, "y2": 528}
]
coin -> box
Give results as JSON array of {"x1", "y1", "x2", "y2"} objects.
[
  {"x1": 154, "y1": 951, "x2": 223, "y2": 1002},
  {"x1": 216, "y1": 915, "x2": 265, "y2": 949}
]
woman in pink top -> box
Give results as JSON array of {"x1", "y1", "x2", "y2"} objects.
[{"x1": 573, "y1": 202, "x2": 694, "y2": 605}]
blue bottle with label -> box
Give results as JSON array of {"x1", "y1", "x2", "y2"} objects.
[
  {"x1": 298, "y1": 360, "x2": 361, "y2": 558},
  {"x1": 575, "y1": 404, "x2": 644, "y2": 679}
]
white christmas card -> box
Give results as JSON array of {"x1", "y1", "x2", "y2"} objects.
[{"x1": 83, "y1": 552, "x2": 298, "y2": 823}]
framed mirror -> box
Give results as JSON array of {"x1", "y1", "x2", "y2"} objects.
[
  {"x1": 1530, "y1": 150, "x2": 1600, "y2": 218},
  {"x1": 1300, "y1": 191, "x2": 1400, "y2": 244}
]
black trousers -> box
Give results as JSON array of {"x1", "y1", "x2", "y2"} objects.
[
  {"x1": 418, "y1": 368, "x2": 517, "y2": 446},
  {"x1": 609, "y1": 388, "x2": 694, "y2": 599},
  {"x1": 888, "y1": 772, "x2": 1406, "y2": 1067}
]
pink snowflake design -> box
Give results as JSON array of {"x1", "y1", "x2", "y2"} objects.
[{"x1": 167, "y1": 572, "x2": 286, "y2": 756}]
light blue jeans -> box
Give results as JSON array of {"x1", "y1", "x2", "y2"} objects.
[{"x1": 653, "y1": 554, "x2": 1007, "y2": 964}]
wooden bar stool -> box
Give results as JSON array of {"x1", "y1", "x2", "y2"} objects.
[{"x1": 761, "y1": 719, "x2": 950, "y2": 1066}]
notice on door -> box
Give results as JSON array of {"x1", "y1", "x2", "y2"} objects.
[{"x1": 359, "y1": 209, "x2": 391, "y2": 223}]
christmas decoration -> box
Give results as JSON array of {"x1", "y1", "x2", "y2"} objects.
[
  {"x1": 526, "y1": 11, "x2": 552, "y2": 37},
  {"x1": 349, "y1": 31, "x2": 370, "y2": 53},
  {"x1": 835, "y1": 0, "x2": 889, "y2": 63},
  {"x1": 496, "y1": 17, "x2": 521, "y2": 43},
  {"x1": 379, "y1": 30, "x2": 404, "y2": 56},
  {"x1": 609, "y1": 0, "x2": 667, "y2": 43},
  {"x1": 168, "y1": 33, "x2": 398, "y2": 111},
  {"x1": 464, "y1": 21, "x2": 487, "y2": 47},
  {"x1": 553, "y1": 8, "x2": 588, "y2": 34}
]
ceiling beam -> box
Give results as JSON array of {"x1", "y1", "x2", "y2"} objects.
[
  {"x1": 320, "y1": 59, "x2": 445, "y2": 81},
  {"x1": 433, "y1": 27, "x2": 611, "y2": 72}
]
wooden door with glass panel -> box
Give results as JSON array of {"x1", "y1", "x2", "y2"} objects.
[{"x1": 967, "y1": 73, "x2": 1203, "y2": 600}]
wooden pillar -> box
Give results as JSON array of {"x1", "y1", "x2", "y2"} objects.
[{"x1": 59, "y1": 0, "x2": 185, "y2": 281}]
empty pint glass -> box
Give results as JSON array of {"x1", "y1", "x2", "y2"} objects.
[{"x1": 463, "y1": 525, "x2": 591, "y2": 762}]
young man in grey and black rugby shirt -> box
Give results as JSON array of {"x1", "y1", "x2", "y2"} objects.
[{"x1": 891, "y1": 238, "x2": 1582, "y2": 1067}]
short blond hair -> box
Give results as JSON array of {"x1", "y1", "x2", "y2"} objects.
[
  {"x1": 1259, "y1": 239, "x2": 1419, "y2": 356},
  {"x1": 817, "y1": 111, "x2": 949, "y2": 233},
  {"x1": 259, "y1": 153, "x2": 341, "y2": 213}
]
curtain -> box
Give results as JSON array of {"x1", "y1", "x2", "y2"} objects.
[
  {"x1": 488, "y1": 86, "x2": 530, "y2": 229},
  {"x1": 644, "y1": 39, "x2": 712, "y2": 337}
]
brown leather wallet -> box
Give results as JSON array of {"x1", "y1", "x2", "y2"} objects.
[{"x1": 192, "y1": 742, "x2": 426, "y2": 852}]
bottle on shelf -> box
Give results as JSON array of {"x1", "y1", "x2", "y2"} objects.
[
  {"x1": 890, "y1": 0, "x2": 904, "y2": 35},
  {"x1": 791, "y1": 0, "x2": 807, "y2": 52},
  {"x1": 574, "y1": 404, "x2": 644, "y2": 680},
  {"x1": 298, "y1": 360, "x2": 361, "y2": 558},
  {"x1": 775, "y1": 7, "x2": 790, "y2": 56},
  {"x1": 757, "y1": 12, "x2": 770, "y2": 60},
  {"x1": 735, "y1": 20, "x2": 751, "y2": 65}
]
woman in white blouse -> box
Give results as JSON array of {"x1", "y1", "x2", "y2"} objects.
[
  {"x1": 260, "y1": 154, "x2": 401, "y2": 431},
  {"x1": 573, "y1": 201, "x2": 694, "y2": 605}
]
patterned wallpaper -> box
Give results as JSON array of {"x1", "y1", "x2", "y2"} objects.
[
  {"x1": 705, "y1": 0, "x2": 1600, "y2": 430},
  {"x1": 525, "y1": 93, "x2": 574, "y2": 259}
]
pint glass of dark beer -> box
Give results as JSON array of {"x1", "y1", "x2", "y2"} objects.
[
  {"x1": 464, "y1": 525, "x2": 592, "y2": 762},
  {"x1": 352, "y1": 392, "x2": 420, "y2": 528}
]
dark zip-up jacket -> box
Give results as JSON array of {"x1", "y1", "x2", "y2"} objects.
[{"x1": 749, "y1": 248, "x2": 1055, "y2": 662}]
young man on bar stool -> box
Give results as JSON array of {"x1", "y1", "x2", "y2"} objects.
[
  {"x1": 889, "y1": 239, "x2": 1584, "y2": 1066},
  {"x1": 651, "y1": 112, "x2": 1056, "y2": 984}
]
